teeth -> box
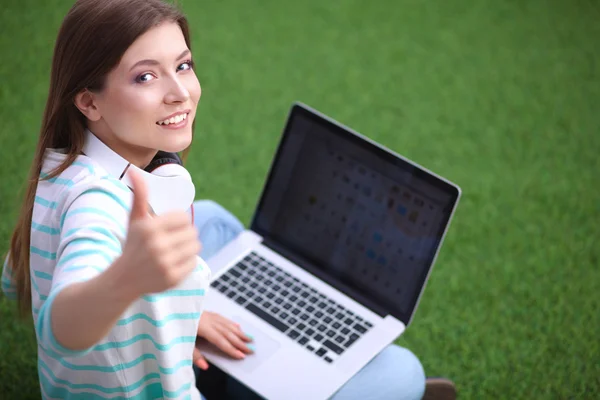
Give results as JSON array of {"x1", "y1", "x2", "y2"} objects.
[{"x1": 158, "y1": 113, "x2": 187, "y2": 125}]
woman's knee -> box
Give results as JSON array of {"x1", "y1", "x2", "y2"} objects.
[
  {"x1": 192, "y1": 200, "x2": 245, "y2": 259},
  {"x1": 377, "y1": 345, "x2": 426, "y2": 399},
  {"x1": 332, "y1": 344, "x2": 425, "y2": 400}
]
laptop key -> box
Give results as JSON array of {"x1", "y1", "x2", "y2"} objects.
[
  {"x1": 314, "y1": 311, "x2": 323, "y2": 318},
  {"x1": 210, "y1": 281, "x2": 219, "y2": 288},
  {"x1": 235, "y1": 296, "x2": 247, "y2": 305},
  {"x1": 281, "y1": 290, "x2": 289, "y2": 297},
  {"x1": 283, "y1": 303, "x2": 292, "y2": 310},
  {"x1": 354, "y1": 324, "x2": 367, "y2": 334},
  {"x1": 266, "y1": 292, "x2": 275, "y2": 299},
  {"x1": 230, "y1": 269, "x2": 241, "y2": 278},
  {"x1": 297, "y1": 323, "x2": 306, "y2": 331},
  {"x1": 222, "y1": 275, "x2": 230, "y2": 282},
  {"x1": 307, "y1": 306, "x2": 316, "y2": 313},
  {"x1": 308, "y1": 319, "x2": 318, "y2": 326},
  {"x1": 246, "y1": 291, "x2": 255, "y2": 298},
  {"x1": 332, "y1": 322, "x2": 341, "y2": 329},
  {"x1": 272, "y1": 285, "x2": 281, "y2": 291},
  {"x1": 275, "y1": 276, "x2": 284, "y2": 282},
  {"x1": 324, "y1": 356, "x2": 333, "y2": 363},
  {"x1": 288, "y1": 317, "x2": 297, "y2": 325},
  {"x1": 318, "y1": 302, "x2": 327, "y2": 309},
  {"x1": 263, "y1": 301, "x2": 272, "y2": 309},
  {"x1": 324, "y1": 316, "x2": 333, "y2": 324},
  {"x1": 254, "y1": 296, "x2": 263, "y2": 303},
  {"x1": 289, "y1": 295, "x2": 298, "y2": 302},
  {"x1": 317, "y1": 324, "x2": 327, "y2": 332},
  {"x1": 300, "y1": 314, "x2": 309, "y2": 321},
  {"x1": 298, "y1": 336, "x2": 309, "y2": 345},
  {"x1": 227, "y1": 291, "x2": 236, "y2": 299},
  {"x1": 344, "y1": 318, "x2": 353, "y2": 325},
  {"x1": 326, "y1": 330, "x2": 336, "y2": 337},
  {"x1": 341, "y1": 327, "x2": 350, "y2": 335},
  {"x1": 274, "y1": 297, "x2": 283, "y2": 304},
  {"x1": 288, "y1": 330, "x2": 300, "y2": 339},
  {"x1": 271, "y1": 307, "x2": 280, "y2": 314},
  {"x1": 323, "y1": 340, "x2": 343, "y2": 355},
  {"x1": 280, "y1": 312, "x2": 288, "y2": 320},
  {"x1": 291, "y1": 308, "x2": 301, "y2": 315},
  {"x1": 238, "y1": 286, "x2": 246, "y2": 293},
  {"x1": 242, "y1": 277, "x2": 250, "y2": 283},
  {"x1": 246, "y1": 303, "x2": 289, "y2": 333},
  {"x1": 314, "y1": 334, "x2": 324, "y2": 342},
  {"x1": 309, "y1": 296, "x2": 319, "y2": 303},
  {"x1": 335, "y1": 312, "x2": 345, "y2": 320},
  {"x1": 335, "y1": 335, "x2": 345, "y2": 343},
  {"x1": 315, "y1": 348, "x2": 327, "y2": 357},
  {"x1": 365, "y1": 321, "x2": 373, "y2": 328},
  {"x1": 305, "y1": 328, "x2": 315, "y2": 337},
  {"x1": 218, "y1": 286, "x2": 227, "y2": 293},
  {"x1": 250, "y1": 282, "x2": 258, "y2": 288},
  {"x1": 327, "y1": 307, "x2": 336, "y2": 314}
]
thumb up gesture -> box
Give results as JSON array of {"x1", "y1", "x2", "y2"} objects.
[{"x1": 119, "y1": 168, "x2": 201, "y2": 296}]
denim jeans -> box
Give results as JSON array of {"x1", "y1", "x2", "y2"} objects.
[{"x1": 192, "y1": 200, "x2": 426, "y2": 400}]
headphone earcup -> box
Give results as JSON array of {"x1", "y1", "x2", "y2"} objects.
[{"x1": 144, "y1": 151, "x2": 184, "y2": 172}]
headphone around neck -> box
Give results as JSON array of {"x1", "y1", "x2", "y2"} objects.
[{"x1": 81, "y1": 129, "x2": 196, "y2": 216}]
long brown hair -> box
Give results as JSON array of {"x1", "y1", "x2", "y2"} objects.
[{"x1": 7, "y1": 0, "x2": 193, "y2": 316}]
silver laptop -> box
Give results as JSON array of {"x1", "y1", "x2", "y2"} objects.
[{"x1": 196, "y1": 102, "x2": 461, "y2": 399}]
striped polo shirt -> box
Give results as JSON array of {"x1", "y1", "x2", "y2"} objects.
[{"x1": 1, "y1": 148, "x2": 210, "y2": 399}]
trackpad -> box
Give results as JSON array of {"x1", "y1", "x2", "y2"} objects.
[
  {"x1": 234, "y1": 316, "x2": 281, "y2": 373},
  {"x1": 198, "y1": 316, "x2": 281, "y2": 374}
]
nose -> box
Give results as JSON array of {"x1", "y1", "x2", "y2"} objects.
[{"x1": 164, "y1": 75, "x2": 190, "y2": 104}]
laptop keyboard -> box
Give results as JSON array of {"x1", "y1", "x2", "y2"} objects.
[{"x1": 210, "y1": 251, "x2": 373, "y2": 363}]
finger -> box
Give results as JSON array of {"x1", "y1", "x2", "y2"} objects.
[
  {"x1": 207, "y1": 329, "x2": 246, "y2": 359},
  {"x1": 163, "y1": 225, "x2": 199, "y2": 251},
  {"x1": 213, "y1": 315, "x2": 252, "y2": 342},
  {"x1": 193, "y1": 347, "x2": 209, "y2": 370},
  {"x1": 171, "y1": 241, "x2": 202, "y2": 270},
  {"x1": 127, "y1": 169, "x2": 149, "y2": 221},
  {"x1": 216, "y1": 325, "x2": 254, "y2": 355},
  {"x1": 155, "y1": 211, "x2": 194, "y2": 232}
]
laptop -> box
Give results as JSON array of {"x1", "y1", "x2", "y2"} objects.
[{"x1": 196, "y1": 102, "x2": 461, "y2": 399}]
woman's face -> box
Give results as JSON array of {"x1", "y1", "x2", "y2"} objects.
[{"x1": 86, "y1": 21, "x2": 201, "y2": 167}]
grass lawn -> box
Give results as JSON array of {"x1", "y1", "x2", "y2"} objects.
[{"x1": 0, "y1": 0, "x2": 598, "y2": 398}]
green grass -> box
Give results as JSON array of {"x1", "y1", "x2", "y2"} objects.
[{"x1": 1, "y1": 0, "x2": 599, "y2": 398}]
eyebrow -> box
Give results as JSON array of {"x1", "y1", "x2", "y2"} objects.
[{"x1": 129, "y1": 49, "x2": 191, "y2": 71}]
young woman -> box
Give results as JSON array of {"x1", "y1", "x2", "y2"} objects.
[{"x1": 1, "y1": 0, "x2": 454, "y2": 398}]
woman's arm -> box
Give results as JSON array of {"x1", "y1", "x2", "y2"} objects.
[
  {"x1": 48, "y1": 255, "x2": 138, "y2": 353},
  {"x1": 1, "y1": 255, "x2": 17, "y2": 300},
  {"x1": 41, "y1": 170, "x2": 198, "y2": 356}
]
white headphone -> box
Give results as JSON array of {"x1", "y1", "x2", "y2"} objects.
[{"x1": 81, "y1": 129, "x2": 196, "y2": 215}]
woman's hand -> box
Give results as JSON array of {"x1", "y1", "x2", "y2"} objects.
[{"x1": 193, "y1": 312, "x2": 254, "y2": 370}]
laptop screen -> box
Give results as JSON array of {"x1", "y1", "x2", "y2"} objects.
[{"x1": 252, "y1": 104, "x2": 460, "y2": 324}]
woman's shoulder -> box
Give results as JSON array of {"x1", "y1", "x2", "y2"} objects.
[{"x1": 41, "y1": 148, "x2": 133, "y2": 212}]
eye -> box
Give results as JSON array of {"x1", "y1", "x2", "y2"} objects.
[
  {"x1": 177, "y1": 60, "x2": 194, "y2": 72},
  {"x1": 136, "y1": 73, "x2": 155, "y2": 83}
]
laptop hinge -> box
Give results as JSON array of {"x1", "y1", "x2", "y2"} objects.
[{"x1": 262, "y1": 237, "x2": 388, "y2": 318}]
